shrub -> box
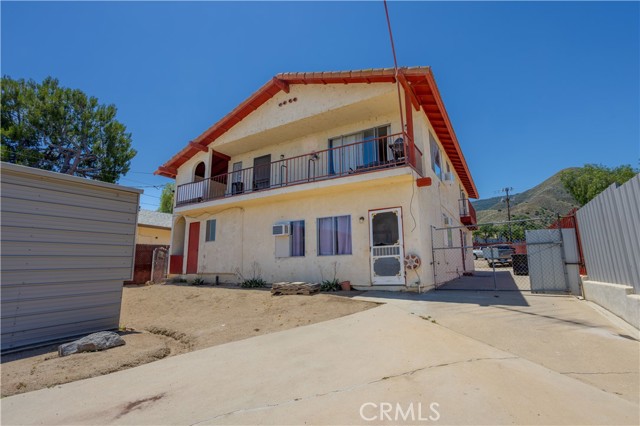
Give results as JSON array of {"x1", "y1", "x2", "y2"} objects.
[
  {"x1": 320, "y1": 279, "x2": 340, "y2": 292},
  {"x1": 191, "y1": 277, "x2": 206, "y2": 286},
  {"x1": 241, "y1": 278, "x2": 267, "y2": 288},
  {"x1": 236, "y1": 262, "x2": 268, "y2": 288}
]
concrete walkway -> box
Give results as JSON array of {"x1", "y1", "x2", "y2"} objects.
[{"x1": 2, "y1": 301, "x2": 639, "y2": 425}]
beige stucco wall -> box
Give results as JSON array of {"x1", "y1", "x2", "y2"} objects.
[
  {"x1": 411, "y1": 106, "x2": 475, "y2": 279},
  {"x1": 137, "y1": 226, "x2": 171, "y2": 246},
  {"x1": 179, "y1": 171, "x2": 434, "y2": 288},
  {"x1": 215, "y1": 84, "x2": 397, "y2": 147},
  {"x1": 174, "y1": 173, "x2": 472, "y2": 289}
]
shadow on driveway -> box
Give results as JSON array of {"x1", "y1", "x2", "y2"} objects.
[
  {"x1": 362, "y1": 288, "x2": 531, "y2": 307},
  {"x1": 437, "y1": 269, "x2": 530, "y2": 291}
]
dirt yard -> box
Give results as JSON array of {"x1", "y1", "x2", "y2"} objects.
[{"x1": 1, "y1": 284, "x2": 378, "y2": 397}]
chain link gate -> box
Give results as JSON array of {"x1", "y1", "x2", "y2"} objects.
[{"x1": 431, "y1": 218, "x2": 575, "y2": 292}]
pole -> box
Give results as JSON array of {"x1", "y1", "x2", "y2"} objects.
[
  {"x1": 492, "y1": 250, "x2": 497, "y2": 291},
  {"x1": 502, "y1": 187, "x2": 513, "y2": 242},
  {"x1": 430, "y1": 225, "x2": 438, "y2": 289}
]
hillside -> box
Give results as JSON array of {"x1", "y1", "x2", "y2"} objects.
[{"x1": 472, "y1": 169, "x2": 579, "y2": 224}]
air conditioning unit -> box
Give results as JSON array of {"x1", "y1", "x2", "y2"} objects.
[{"x1": 272, "y1": 223, "x2": 291, "y2": 236}]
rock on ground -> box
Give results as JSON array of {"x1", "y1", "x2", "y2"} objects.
[{"x1": 58, "y1": 332, "x2": 125, "y2": 357}]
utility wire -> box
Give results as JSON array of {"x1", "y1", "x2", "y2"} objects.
[
  {"x1": 384, "y1": 0, "x2": 417, "y2": 234},
  {"x1": 384, "y1": 0, "x2": 405, "y2": 134}
]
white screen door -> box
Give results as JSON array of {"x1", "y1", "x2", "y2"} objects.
[{"x1": 370, "y1": 208, "x2": 405, "y2": 285}]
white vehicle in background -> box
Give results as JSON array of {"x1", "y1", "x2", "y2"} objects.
[{"x1": 473, "y1": 248, "x2": 484, "y2": 260}]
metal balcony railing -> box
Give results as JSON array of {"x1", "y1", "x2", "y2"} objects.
[{"x1": 176, "y1": 132, "x2": 423, "y2": 207}]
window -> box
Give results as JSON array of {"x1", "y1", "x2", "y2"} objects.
[
  {"x1": 329, "y1": 125, "x2": 390, "y2": 174},
  {"x1": 205, "y1": 219, "x2": 216, "y2": 242},
  {"x1": 443, "y1": 215, "x2": 453, "y2": 248},
  {"x1": 317, "y1": 215, "x2": 352, "y2": 255},
  {"x1": 231, "y1": 162, "x2": 244, "y2": 195},
  {"x1": 290, "y1": 220, "x2": 305, "y2": 257},
  {"x1": 232, "y1": 162, "x2": 242, "y2": 183},
  {"x1": 429, "y1": 132, "x2": 442, "y2": 179},
  {"x1": 253, "y1": 155, "x2": 271, "y2": 190},
  {"x1": 194, "y1": 162, "x2": 206, "y2": 182},
  {"x1": 275, "y1": 220, "x2": 305, "y2": 258}
]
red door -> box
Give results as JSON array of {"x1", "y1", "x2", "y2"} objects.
[{"x1": 186, "y1": 222, "x2": 200, "y2": 274}]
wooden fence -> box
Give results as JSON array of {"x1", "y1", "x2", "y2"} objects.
[{"x1": 125, "y1": 244, "x2": 170, "y2": 285}]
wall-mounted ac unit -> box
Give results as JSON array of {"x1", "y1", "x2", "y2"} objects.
[{"x1": 272, "y1": 223, "x2": 291, "y2": 236}]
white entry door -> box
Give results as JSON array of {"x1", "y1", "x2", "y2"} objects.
[{"x1": 370, "y1": 208, "x2": 405, "y2": 285}]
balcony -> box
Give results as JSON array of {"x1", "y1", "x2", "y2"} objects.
[
  {"x1": 176, "y1": 132, "x2": 423, "y2": 208},
  {"x1": 459, "y1": 198, "x2": 478, "y2": 230}
]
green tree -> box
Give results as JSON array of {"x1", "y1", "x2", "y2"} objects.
[
  {"x1": 560, "y1": 164, "x2": 637, "y2": 206},
  {"x1": 1, "y1": 76, "x2": 136, "y2": 183},
  {"x1": 494, "y1": 224, "x2": 510, "y2": 241},
  {"x1": 473, "y1": 224, "x2": 496, "y2": 243},
  {"x1": 158, "y1": 183, "x2": 175, "y2": 213},
  {"x1": 509, "y1": 215, "x2": 540, "y2": 241}
]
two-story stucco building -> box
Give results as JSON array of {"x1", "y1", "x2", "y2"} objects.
[{"x1": 156, "y1": 67, "x2": 478, "y2": 291}]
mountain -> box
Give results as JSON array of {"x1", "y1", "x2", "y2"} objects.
[{"x1": 472, "y1": 169, "x2": 580, "y2": 224}]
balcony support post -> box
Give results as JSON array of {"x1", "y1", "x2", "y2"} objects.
[{"x1": 404, "y1": 89, "x2": 416, "y2": 167}]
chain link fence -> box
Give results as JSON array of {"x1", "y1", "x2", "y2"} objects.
[{"x1": 432, "y1": 218, "x2": 576, "y2": 292}]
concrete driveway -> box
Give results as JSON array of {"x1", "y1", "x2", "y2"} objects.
[
  {"x1": 2, "y1": 294, "x2": 639, "y2": 425},
  {"x1": 357, "y1": 290, "x2": 640, "y2": 404}
]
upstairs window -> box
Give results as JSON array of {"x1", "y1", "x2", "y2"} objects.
[
  {"x1": 329, "y1": 125, "x2": 390, "y2": 174},
  {"x1": 429, "y1": 132, "x2": 442, "y2": 180},
  {"x1": 194, "y1": 162, "x2": 206, "y2": 182},
  {"x1": 231, "y1": 162, "x2": 243, "y2": 183}
]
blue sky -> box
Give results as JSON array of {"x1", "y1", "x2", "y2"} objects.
[{"x1": 2, "y1": 1, "x2": 638, "y2": 208}]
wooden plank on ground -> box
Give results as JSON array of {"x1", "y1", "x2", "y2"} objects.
[{"x1": 271, "y1": 282, "x2": 320, "y2": 296}]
